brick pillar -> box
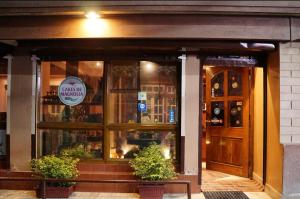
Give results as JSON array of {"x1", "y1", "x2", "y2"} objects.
[
  {"x1": 280, "y1": 42, "x2": 300, "y2": 143},
  {"x1": 280, "y1": 42, "x2": 300, "y2": 199}
]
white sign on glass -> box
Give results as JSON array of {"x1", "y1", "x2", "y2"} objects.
[
  {"x1": 138, "y1": 92, "x2": 147, "y2": 101},
  {"x1": 58, "y1": 76, "x2": 86, "y2": 106}
]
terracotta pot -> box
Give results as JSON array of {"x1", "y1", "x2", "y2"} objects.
[
  {"x1": 36, "y1": 185, "x2": 74, "y2": 198},
  {"x1": 138, "y1": 184, "x2": 165, "y2": 199}
]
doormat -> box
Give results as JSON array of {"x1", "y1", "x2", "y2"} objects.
[{"x1": 203, "y1": 191, "x2": 249, "y2": 199}]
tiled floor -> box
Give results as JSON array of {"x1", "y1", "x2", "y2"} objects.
[
  {"x1": 201, "y1": 168, "x2": 264, "y2": 192},
  {"x1": 0, "y1": 190, "x2": 272, "y2": 199}
]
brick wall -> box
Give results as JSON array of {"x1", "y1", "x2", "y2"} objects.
[{"x1": 280, "y1": 42, "x2": 300, "y2": 144}]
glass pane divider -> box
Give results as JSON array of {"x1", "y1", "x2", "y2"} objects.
[
  {"x1": 106, "y1": 124, "x2": 177, "y2": 131},
  {"x1": 37, "y1": 122, "x2": 104, "y2": 130}
]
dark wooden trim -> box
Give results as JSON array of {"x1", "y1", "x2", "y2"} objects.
[
  {"x1": 262, "y1": 54, "x2": 268, "y2": 185},
  {"x1": 5, "y1": 134, "x2": 9, "y2": 169},
  {"x1": 103, "y1": 60, "x2": 109, "y2": 162},
  {"x1": 136, "y1": 61, "x2": 141, "y2": 124},
  {"x1": 21, "y1": 40, "x2": 274, "y2": 60},
  {"x1": 180, "y1": 136, "x2": 185, "y2": 174},
  {"x1": 37, "y1": 122, "x2": 104, "y2": 130},
  {"x1": 248, "y1": 67, "x2": 255, "y2": 178},
  {"x1": 106, "y1": 123, "x2": 177, "y2": 131},
  {"x1": 109, "y1": 89, "x2": 139, "y2": 93},
  {"x1": 198, "y1": 55, "x2": 204, "y2": 185},
  {"x1": 31, "y1": 134, "x2": 36, "y2": 159}
]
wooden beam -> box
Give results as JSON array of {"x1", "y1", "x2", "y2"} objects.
[
  {"x1": 1, "y1": 1, "x2": 300, "y2": 16},
  {"x1": 0, "y1": 15, "x2": 290, "y2": 41}
]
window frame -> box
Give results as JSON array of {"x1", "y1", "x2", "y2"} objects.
[{"x1": 36, "y1": 58, "x2": 181, "y2": 163}]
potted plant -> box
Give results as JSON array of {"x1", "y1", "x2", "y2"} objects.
[
  {"x1": 129, "y1": 144, "x2": 177, "y2": 199},
  {"x1": 30, "y1": 155, "x2": 79, "y2": 198}
]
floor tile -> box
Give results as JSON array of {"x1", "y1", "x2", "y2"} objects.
[{"x1": 0, "y1": 190, "x2": 273, "y2": 199}]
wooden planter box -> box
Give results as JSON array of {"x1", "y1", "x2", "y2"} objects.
[
  {"x1": 138, "y1": 184, "x2": 164, "y2": 199},
  {"x1": 36, "y1": 185, "x2": 74, "y2": 198}
]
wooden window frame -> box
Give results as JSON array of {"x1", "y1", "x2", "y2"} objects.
[{"x1": 36, "y1": 58, "x2": 181, "y2": 163}]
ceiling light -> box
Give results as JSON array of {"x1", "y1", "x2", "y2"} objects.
[{"x1": 85, "y1": 11, "x2": 100, "y2": 19}]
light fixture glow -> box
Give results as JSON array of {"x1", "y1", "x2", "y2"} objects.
[
  {"x1": 146, "y1": 63, "x2": 153, "y2": 71},
  {"x1": 85, "y1": 11, "x2": 100, "y2": 19},
  {"x1": 141, "y1": 61, "x2": 155, "y2": 73},
  {"x1": 96, "y1": 62, "x2": 100, "y2": 66}
]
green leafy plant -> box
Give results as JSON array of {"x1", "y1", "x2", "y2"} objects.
[
  {"x1": 129, "y1": 144, "x2": 177, "y2": 181},
  {"x1": 30, "y1": 155, "x2": 79, "y2": 187},
  {"x1": 60, "y1": 144, "x2": 95, "y2": 159}
]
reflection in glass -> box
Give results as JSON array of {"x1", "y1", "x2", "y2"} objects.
[
  {"x1": 228, "y1": 70, "x2": 242, "y2": 96},
  {"x1": 110, "y1": 130, "x2": 176, "y2": 159},
  {"x1": 211, "y1": 101, "x2": 224, "y2": 126},
  {"x1": 229, "y1": 101, "x2": 243, "y2": 127},
  {"x1": 40, "y1": 61, "x2": 104, "y2": 123},
  {"x1": 110, "y1": 61, "x2": 138, "y2": 90},
  {"x1": 108, "y1": 61, "x2": 178, "y2": 124},
  {"x1": 211, "y1": 72, "x2": 224, "y2": 97},
  {"x1": 108, "y1": 93, "x2": 138, "y2": 123},
  {"x1": 38, "y1": 129, "x2": 103, "y2": 158},
  {"x1": 140, "y1": 62, "x2": 177, "y2": 124}
]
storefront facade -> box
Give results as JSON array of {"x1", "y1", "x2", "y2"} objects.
[{"x1": 1, "y1": 1, "x2": 300, "y2": 199}]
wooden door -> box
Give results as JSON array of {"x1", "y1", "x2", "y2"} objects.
[{"x1": 205, "y1": 67, "x2": 250, "y2": 177}]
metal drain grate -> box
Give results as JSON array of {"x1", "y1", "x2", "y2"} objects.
[{"x1": 203, "y1": 191, "x2": 249, "y2": 199}]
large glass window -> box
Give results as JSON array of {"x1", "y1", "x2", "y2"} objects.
[
  {"x1": 38, "y1": 129, "x2": 103, "y2": 158},
  {"x1": 39, "y1": 61, "x2": 104, "y2": 123},
  {"x1": 37, "y1": 59, "x2": 180, "y2": 161},
  {"x1": 37, "y1": 61, "x2": 104, "y2": 158},
  {"x1": 108, "y1": 61, "x2": 178, "y2": 124},
  {"x1": 110, "y1": 130, "x2": 176, "y2": 160},
  {"x1": 107, "y1": 60, "x2": 179, "y2": 160}
]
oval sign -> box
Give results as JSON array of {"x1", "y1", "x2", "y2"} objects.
[{"x1": 58, "y1": 76, "x2": 86, "y2": 106}]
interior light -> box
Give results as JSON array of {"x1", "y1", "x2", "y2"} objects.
[
  {"x1": 85, "y1": 11, "x2": 100, "y2": 19},
  {"x1": 141, "y1": 61, "x2": 156, "y2": 73},
  {"x1": 96, "y1": 62, "x2": 100, "y2": 67},
  {"x1": 146, "y1": 63, "x2": 153, "y2": 71}
]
